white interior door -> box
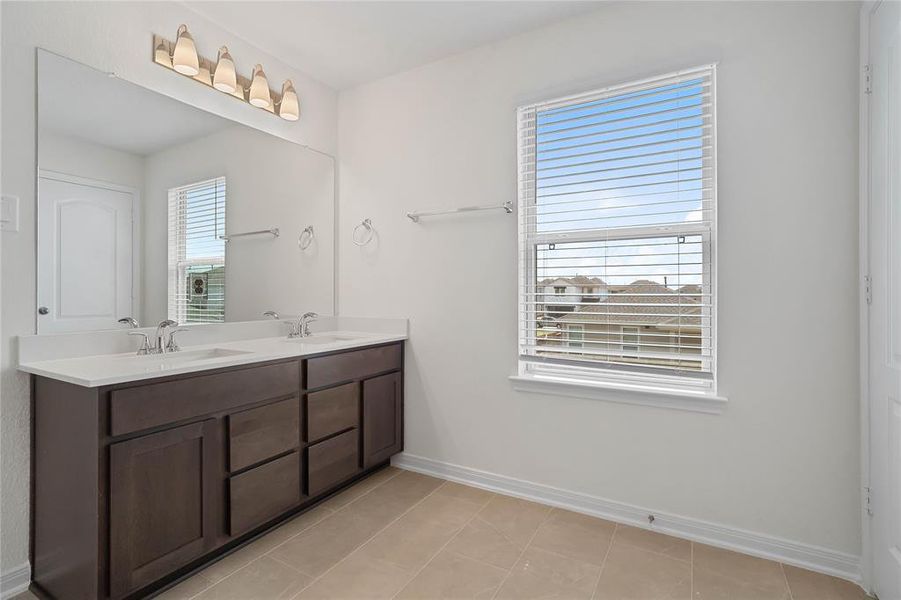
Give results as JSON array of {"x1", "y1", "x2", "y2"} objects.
[
  {"x1": 37, "y1": 174, "x2": 135, "y2": 333},
  {"x1": 868, "y1": 1, "x2": 901, "y2": 598}
]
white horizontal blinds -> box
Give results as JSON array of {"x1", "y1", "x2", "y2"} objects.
[
  {"x1": 167, "y1": 177, "x2": 227, "y2": 324},
  {"x1": 518, "y1": 66, "x2": 715, "y2": 378}
]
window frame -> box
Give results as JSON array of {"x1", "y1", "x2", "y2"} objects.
[
  {"x1": 513, "y1": 65, "x2": 721, "y2": 407},
  {"x1": 167, "y1": 177, "x2": 227, "y2": 324}
]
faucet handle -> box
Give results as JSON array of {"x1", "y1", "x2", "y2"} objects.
[
  {"x1": 128, "y1": 331, "x2": 152, "y2": 355},
  {"x1": 166, "y1": 328, "x2": 190, "y2": 353},
  {"x1": 263, "y1": 310, "x2": 280, "y2": 319}
]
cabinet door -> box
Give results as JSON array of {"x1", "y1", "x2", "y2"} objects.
[
  {"x1": 362, "y1": 372, "x2": 403, "y2": 467},
  {"x1": 110, "y1": 420, "x2": 219, "y2": 598}
]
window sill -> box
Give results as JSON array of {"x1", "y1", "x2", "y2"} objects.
[{"x1": 509, "y1": 373, "x2": 727, "y2": 414}]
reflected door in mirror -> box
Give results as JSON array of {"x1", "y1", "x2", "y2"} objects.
[{"x1": 37, "y1": 173, "x2": 135, "y2": 333}]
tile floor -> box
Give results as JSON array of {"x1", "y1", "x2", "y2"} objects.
[{"x1": 14, "y1": 467, "x2": 870, "y2": 600}]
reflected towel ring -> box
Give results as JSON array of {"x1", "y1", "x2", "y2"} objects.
[
  {"x1": 352, "y1": 218, "x2": 374, "y2": 246},
  {"x1": 298, "y1": 225, "x2": 314, "y2": 250}
]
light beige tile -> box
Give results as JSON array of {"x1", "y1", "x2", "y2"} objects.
[
  {"x1": 528, "y1": 508, "x2": 615, "y2": 565},
  {"x1": 295, "y1": 554, "x2": 411, "y2": 600},
  {"x1": 782, "y1": 565, "x2": 871, "y2": 600},
  {"x1": 404, "y1": 489, "x2": 485, "y2": 529},
  {"x1": 194, "y1": 556, "x2": 312, "y2": 600},
  {"x1": 613, "y1": 524, "x2": 691, "y2": 562},
  {"x1": 197, "y1": 506, "x2": 334, "y2": 584},
  {"x1": 692, "y1": 544, "x2": 790, "y2": 600},
  {"x1": 395, "y1": 550, "x2": 509, "y2": 600},
  {"x1": 494, "y1": 546, "x2": 601, "y2": 600},
  {"x1": 433, "y1": 481, "x2": 495, "y2": 505},
  {"x1": 476, "y1": 494, "x2": 551, "y2": 550},
  {"x1": 268, "y1": 510, "x2": 386, "y2": 578},
  {"x1": 594, "y1": 542, "x2": 690, "y2": 600},
  {"x1": 200, "y1": 542, "x2": 267, "y2": 585},
  {"x1": 354, "y1": 506, "x2": 464, "y2": 573},
  {"x1": 154, "y1": 573, "x2": 214, "y2": 600},
  {"x1": 444, "y1": 516, "x2": 525, "y2": 570},
  {"x1": 320, "y1": 466, "x2": 400, "y2": 511}
]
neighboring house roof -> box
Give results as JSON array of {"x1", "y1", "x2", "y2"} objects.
[
  {"x1": 538, "y1": 276, "x2": 606, "y2": 286},
  {"x1": 565, "y1": 279, "x2": 702, "y2": 327}
]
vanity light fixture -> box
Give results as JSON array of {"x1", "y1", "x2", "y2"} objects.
[
  {"x1": 248, "y1": 64, "x2": 271, "y2": 108},
  {"x1": 152, "y1": 26, "x2": 300, "y2": 121},
  {"x1": 278, "y1": 80, "x2": 300, "y2": 121},
  {"x1": 212, "y1": 46, "x2": 237, "y2": 93},
  {"x1": 171, "y1": 24, "x2": 200, "y2": 76}
]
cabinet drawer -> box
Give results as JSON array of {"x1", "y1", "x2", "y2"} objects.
[
  {"x1": 307, "y1": 429, "x2": 360, "y2": 496},
  {"x1": 229, "y1": 398, "x2": 300, "y2": 472},
  {"x1": 229, "y1": 451, "x2": 302, "y2": 536},
  {"x1": 307, "y1": 383, "x2": 358, "y2": 443},
  {"x1": 110, "y1": 361, "x2": 300, "y2": 436},
  {"x1": 307, "y1": 344, "x2": 401, "y2": 390}
]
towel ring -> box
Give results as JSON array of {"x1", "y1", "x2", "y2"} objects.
[
  {"x1": 298, "y1": 226, "x2": 314, "y2": 250},
  {"x1": 352, "y1": 218, "x2": 374, "y2": 246}
]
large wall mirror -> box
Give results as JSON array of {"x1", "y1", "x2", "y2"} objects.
[{"x1": 36, "y1": 50, "x2": 335, "y2": 333}]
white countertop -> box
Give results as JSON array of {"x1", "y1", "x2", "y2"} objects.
[{"x1": 18, "y1": 331, "x2": 407, "y2": 388}]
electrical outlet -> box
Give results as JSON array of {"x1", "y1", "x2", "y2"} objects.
[{"x1": 1, "y1": 195, "x2": 19, "y2": 232}]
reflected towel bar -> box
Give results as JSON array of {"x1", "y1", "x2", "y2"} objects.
[
  {"x1": 219, "y1": 228, "x2": 280, "y2": 242},
  {"x1": 406, "y1": 201, "x2": 514, "y2": 223}
]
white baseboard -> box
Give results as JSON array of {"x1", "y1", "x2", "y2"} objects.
[
  {"x1": 393, "y1": 453, "x2": 862, "y2": 584},
  {"x1": 0, "y1": 562, "x2": 30, "y2": 600}
]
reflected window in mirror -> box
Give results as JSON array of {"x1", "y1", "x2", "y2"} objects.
[{"x1": 168, "y1": 177, "x2": 227, "y2": 323}]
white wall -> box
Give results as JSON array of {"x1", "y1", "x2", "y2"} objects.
[
  {"x1": 338, "y1": 0, "x2": 861, "y2": 558},
  {"x1": 0, "y1": 0, "x2": 337, "y2": 576},
  {"x1": 38, "y1": 132, "x2": 146, "y2": 191},
  {"x1": 143, "y1": 125, "x2": 334, "y2": 324}
]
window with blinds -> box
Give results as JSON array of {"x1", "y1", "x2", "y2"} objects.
[
  {"x1": 167, "y1": 177, "x2": 227, "y2": 324},
  {"x1": 517, "y1": 66, "x2": 716, "y2": 389}
]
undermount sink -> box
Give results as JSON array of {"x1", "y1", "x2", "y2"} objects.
[
  {"x1": 138, "y1": 348, "x2": 252, "y2": 363},
  {"x1": 284, "y1": 333, "x2": 365, "y2": 345}
]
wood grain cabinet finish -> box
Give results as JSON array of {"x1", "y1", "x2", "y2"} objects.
[
  {"x1": 307, "y1": 383, "x2": 359, "y2": 442},
  {"x1": 229, "y1": 397, "x2": 300, "y2": 472},
  {"x1": 363, "y1": 372, "x2": 404, "y2": 467},
  {"x1": 308, "y1": 429, "x2": 361, "y2": 496},
  {"x1": 30, "y1": 341, "x2": 403, "y2": 600},
  {"x1": 229, "y1": 451, "x2": 302, "y2": 535},
  {"x1": 109, "y1": 420, "x2": 219, "y2": 598}
]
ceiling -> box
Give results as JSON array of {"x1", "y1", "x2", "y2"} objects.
[
  {"x1": 39, "y1": 51, "x2": 232, "y2": 156},
  {"x1": 185, "y1": 1, "x2": 605, "y2": 90}
]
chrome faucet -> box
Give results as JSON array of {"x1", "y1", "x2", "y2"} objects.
[
  {"x1": 263, "y1": 310, "x2": 280, "y2": 319},
  {"x1": 118, "y1": 317, "x2": 140, "y2": 328},
  {"x1": 155, "y1": 320, "x2": 178, "y2": 353},
  {"x1": 286, "y1": 312, "x2": 318, "y2": 338}
]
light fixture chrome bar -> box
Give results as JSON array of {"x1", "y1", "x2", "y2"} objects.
[
  {"x1": 406, "y1": 201, "x2": 514, "y2": 223},
  {"x1": 219, "y1": 228, "x2": 279, "y2": 242}
]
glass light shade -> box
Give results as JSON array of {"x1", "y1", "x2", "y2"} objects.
[
  {"x1": 172, "y1": 24, "x2": 200, "y2": 76},
  {"x1": 249, "y1": 64, "x2": 271, "y2": 108},
  {"x1": 279, "y1": 80, "x2": 300, "y2": 121},
  {"x1": 154, "y1": 40, "x2": 171, "y2": 67},
  {"x1": 213, "y1": 46, "x2": 237, "y2": 93}
]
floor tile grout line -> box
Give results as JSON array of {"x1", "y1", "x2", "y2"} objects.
[
  {"x1": 590, "y1": 523, "x2": 619, "y2": 600},
  {"x1": 488, "y1": 504, "x2": 555, "y2": 600},
  {"x1": 389, "y1": 491, "x2": 498, "y2": 599},
  {"x1": 286, "y1": 478, "x2": 452, "y2": 599},
  {"x1": 690, "y1": 541, "x2": 694, "y2": 599},
  {"x1": 780, "y1": 562, "x2": 796, "y2": 600},
  {"x1": 179, "y1": 468, "x2": 403, "y2": 600}
]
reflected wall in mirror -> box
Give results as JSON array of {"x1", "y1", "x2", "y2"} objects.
[{"x1": 36, "y1": 50, "x2": 335, "y2": 333}]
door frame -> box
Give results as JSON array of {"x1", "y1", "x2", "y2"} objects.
[{"x1": 36, "y1": 169, "x2": 141, "y2": 332}]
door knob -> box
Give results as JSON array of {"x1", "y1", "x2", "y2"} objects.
[{"x1": 38, "y1": 306, "x2": 49, "y2": 315}]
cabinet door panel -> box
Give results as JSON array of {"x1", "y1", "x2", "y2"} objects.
[
  {"x1": 229, "y1": 451, "x2": 302, "y2": 535},
  {"x1": 229, "y1": 397, "x2": 300, "y2": 472},
  {"x1": 307, "y1": 383, "x2": 359, "y2": 442},
  {"x1": 110, "y1": 420, "x2": 218, "y2": 598},
  {"x1": 307, "y1": 429, "x2": 361, "y2": 496},
  {"x1": 363, "y1": 372, "x2": 403, "y2": 467}
]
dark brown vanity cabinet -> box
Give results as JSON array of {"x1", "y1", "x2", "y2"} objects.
[{"x1": 31, "y1": 341, "x2": 404, "y2": 600}]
